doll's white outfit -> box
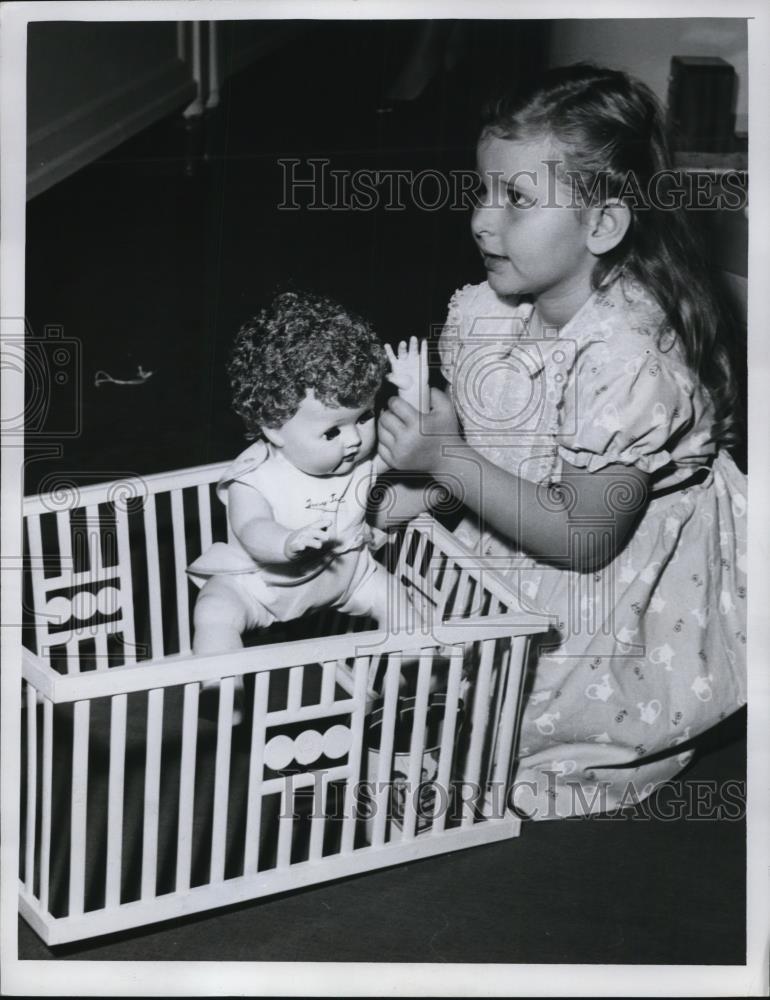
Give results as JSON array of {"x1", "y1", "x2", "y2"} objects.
[
  {"x1": 187, "y1": 442, "x2": 392, "y2": 628},
  {"x1": 439, "y1": 275, "x2": 747, "y2": 819}
]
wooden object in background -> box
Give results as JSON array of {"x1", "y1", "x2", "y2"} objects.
[{"x1": 667, "y1": 55, "x2": 736, "y2": 153}]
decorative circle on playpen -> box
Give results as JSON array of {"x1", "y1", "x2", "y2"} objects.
[{"x1": 264, "y1": 724, "x2": 353, "y2": 771}]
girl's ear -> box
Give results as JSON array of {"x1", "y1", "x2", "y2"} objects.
[
  {"x1": 585, "y1": 199, "x2": 631, "y2": 255},
  {"x1": 260, "y1": 425, "x2": 284, "y2": 448}
]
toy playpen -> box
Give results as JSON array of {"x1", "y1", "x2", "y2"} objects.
[{"x1": 19, "y1": 461, "x2": 552, "y2": 945}]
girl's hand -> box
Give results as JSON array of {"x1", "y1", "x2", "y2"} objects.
[
  {"x1": 284, "y1": 515, "x2": 333, "y2": 558},
  {"x1": 377, "y1": 387, "x2": 461, "y2": 474}
]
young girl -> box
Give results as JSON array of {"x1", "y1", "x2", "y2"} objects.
[
  {"x1": 188, "y1": 290, "x2": 427, "y2": 667},
  {"x1": 378, "y1": 64, "x2": 747, "y2": 819}
]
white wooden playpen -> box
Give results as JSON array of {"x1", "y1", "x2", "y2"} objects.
[{"x1": 19, "y1": 461, "x2": 553, "y2": 945}]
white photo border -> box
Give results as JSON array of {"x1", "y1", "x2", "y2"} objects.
[{"x1": 2, "y1": 0, "x2": 768, "y2": 995}]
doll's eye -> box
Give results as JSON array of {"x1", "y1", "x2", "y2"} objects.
[
  {"x1": 357, "y1": 410, "x2": 374, "y2": 424},
  {"x1": 323, "y1": 427, "x2": 341, "y2": 441}
]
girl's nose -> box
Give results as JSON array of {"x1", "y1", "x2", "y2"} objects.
[{"x1": 471, "y1": 203, "x2": 496, "y2": 239}]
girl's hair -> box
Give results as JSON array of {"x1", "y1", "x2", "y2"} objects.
[
  {"x1": 229, "y1": 290, "x2": 387, "y2": 440},
  {"x1": 482, "y1": 63, "x2": 739, "y2": 448}
]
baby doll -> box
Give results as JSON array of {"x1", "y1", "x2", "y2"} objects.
[{"x1": 188, "y1": 291, "x2": 428, "y2": 711}]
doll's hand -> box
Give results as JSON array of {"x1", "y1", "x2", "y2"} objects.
[
  {"x1": 378, "y1": 388, "x2": 461, "y2": 474},
  {"x1": 385, "y1": 336, "x2": 429, "y2": 414},
  {"x1": 284, "y1": 515, "x2": 333, "y2": 558}
]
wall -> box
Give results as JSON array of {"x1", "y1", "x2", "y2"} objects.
[{"x1": 548, "y1": 18, "x2": 748, "y2": 131}]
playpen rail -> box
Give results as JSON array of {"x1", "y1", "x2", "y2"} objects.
[
  {"x1": 23, "y1": 613, "x2": 547, "y2": 704},
  {"x1": 22, "y1": 462, "x2": 229, "y2": 517}
]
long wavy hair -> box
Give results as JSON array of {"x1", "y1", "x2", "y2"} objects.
[{"x1": 482, "y1": 63, "x2": 739, "y2": 448}]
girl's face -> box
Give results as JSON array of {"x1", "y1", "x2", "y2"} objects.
[
  {"x1": 264, "y1": 390, "x2": 377, "y2": 477},
  {"x1": 472, "y1": 135, "x2": 597, "y2": 320}
]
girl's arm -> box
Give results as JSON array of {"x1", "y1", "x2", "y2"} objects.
[
  {"x1": 370, "y1": 470, "x2": 433, "y2": 529},
  {"x1": 378, "y1": 390, "x2": 650, "y2": 572},
  {"x1": 228, "y1": 481, "x2": 332, "y2": 562}
]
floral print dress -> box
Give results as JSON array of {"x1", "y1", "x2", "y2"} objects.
[{"x1": 438, "y1": 276, "x2": 747, "y2": 819}]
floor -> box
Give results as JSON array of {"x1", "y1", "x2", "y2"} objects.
[{"x1": 20, "y1": 20, "x2": 746, "y2": 966}]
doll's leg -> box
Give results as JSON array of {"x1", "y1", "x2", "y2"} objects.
[
  {"x1": 192, "y1": 577, "x2": 274, "y2": 724},
  {"x1": 342, "y1": 563, "x2": 430, "y2": 637},
  {"x1": 192, "y1": 577, "x2": 251, "y2": 654}
]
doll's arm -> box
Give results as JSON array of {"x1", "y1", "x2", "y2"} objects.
[
  {"x1": 228, "y1": 481, "x2": 332, "y2": 562},
  {"x1": 385, "y1": 336, "x2": 429, "y2": 414}
]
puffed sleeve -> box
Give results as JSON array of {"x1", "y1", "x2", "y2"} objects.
[
  {"x1": 555, "y1": 336, "x2": 704, "y2": 475},
  {"x1": 437, "y1": 282, "x2": 521, "y2": 386},
  {"x1": 437, "y1": 283, "x2": 474, "y2": 385}
]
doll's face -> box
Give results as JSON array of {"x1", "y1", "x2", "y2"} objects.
[{"x1": 261, "y1": 390, "x2": 377, "y2": 476}]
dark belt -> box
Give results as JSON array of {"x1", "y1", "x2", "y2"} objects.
[{"x1": 649, "y1": 464, "x2": 711, "y2": 500}]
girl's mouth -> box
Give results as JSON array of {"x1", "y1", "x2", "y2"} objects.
[{"x1": 481, "y1": 251, "x2": 509, "y2": 268}]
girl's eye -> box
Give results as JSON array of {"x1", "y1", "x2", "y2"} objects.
[
  {"x1": 323, "y1": 427, "x2": 341, "y2": 441},
  {"x1": 357, "y1": 410, "x2": 374, "y2": 425},
  {"x1": 507, "y1": 186, "x2": 535, "y2": 209}
]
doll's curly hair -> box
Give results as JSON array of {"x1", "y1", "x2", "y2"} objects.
[{"x1": 228, "y1": 290, "x2": 387, "y2": 440}]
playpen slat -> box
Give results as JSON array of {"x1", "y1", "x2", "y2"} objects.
[
  {"x1": 370, "y1": 653, "x2": 402, "y2": 847},
  {"x1": 244, "y1": 673, "x2": 270, "y2": 876},
  {"x1": 308, "y1": 772, "x2": 328, "y2": 862},
  {"x1": 105, "y1": 694, "x2": 127, "y2": 907},
  {"x1": 114, "y1": 504, "x2": 138, "y2": 662},
  {"x1": 461, "y1": 638, "x2": 496, "y2": 826},
  {"x1": 26, "y1": 514, "x2": 51, "y2": 665},
  {"x1": 276, "y1": 786, "x2": 293, "y2": 870},
  {"x1": 175, "y1": 683, "x2": 200, "y2": 892},
  {"x1": 454, "y1": 569, "x2": 472, "y2": 619},
  {"x1": 430, "y1": 650, "x2": 464, "y2": 836},
  {"x1": 170, "y1": 490, "x2": 192, "y2": 655},
  {"x1": 197, "y1": 482, "x2": 213, "y2": 552},
  {"x1": 69, "y1": 700, "x2": 90, "y2": 916},
  {"x1": 340, "y1": 655, "x2": 371, "y2": 854},
  {"x1": 141, "y1": 689, "x2": 164, "y2": 900},
  {"x1": 399, "y1": 651, "x2": 433, "y2": 842},
  {"x1": 433, "y1": 552, "x2": 455, "y2": 609},
  {"x1": 84, "y1": 505, "x2": 104, "y2": 584},
  {"x1": 94, "y1": 630, "x2": 109, "y2": 672},
  {"x1": 25, "y1": 684, "x2": 37, "y2": 893},
  {"x1": 56, "y1": 509, "x2": 73, "y2": 577},
  {"x1": 210, "y1": 677, "x2": 235, "y2": 883},
  {"x1": 287, "y1": 666, "x2": 303, "y2": 713},
  {"x1": 481, "y1": 608, "x2": 509, "y2": 789},
  {"x1": 491, "y1": 637, "x2": 527, "y2": 791},
  {"x1": 320, "y1": 660, "x2": 337, "y2": 706},
  {"x1": 142, "y1": 495, "x2": 165, "y2": 659},
  {"x1": 39, "y1": 698, "x2": 53, "y2": 911}
]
